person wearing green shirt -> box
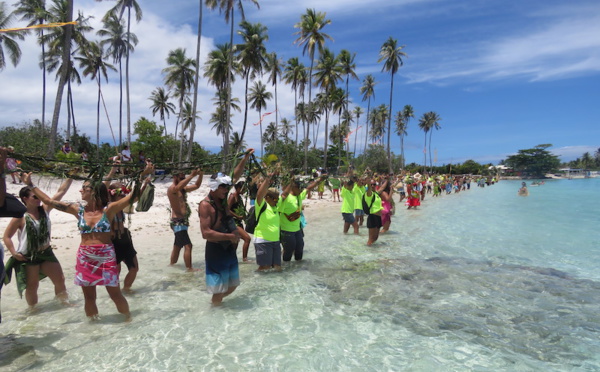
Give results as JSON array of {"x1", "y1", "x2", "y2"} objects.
[
  {"x1": 353, "y1": 178, "x2": 366, "y2": 227},
  {"x1": 254, "y1": 174, "x2": 282, "y2": 271},
  {"x1": 341, "y1": 179, "x2": 360, "y2": 234},
  {"x1": 363, "y1": 178, "x2": 387, "y2": 246},
  {"x1": 329, "y1": 176, "x2": 341, "y2": 202},
  {"x1": 279, "y1": 176, "x2": 322, "y2": 262}
]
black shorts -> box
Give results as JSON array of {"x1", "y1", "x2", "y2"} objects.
[
  {"x1": 367, "y1": 214, "x2": 382, "y2": 229},
  {"x1": 112, "y1": 228, "x2": 137, "y2": 269},
  {"x1": 174, "y1": 229, "x2": 192, "y2": 248}
]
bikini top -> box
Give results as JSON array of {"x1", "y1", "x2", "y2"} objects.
[{"x1": 78, "y1": 205, "x2": 111, "y2": 234}]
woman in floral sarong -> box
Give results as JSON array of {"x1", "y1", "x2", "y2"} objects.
[{"x1": 21, "y1": 163, "x2": 152, "y2": 320}]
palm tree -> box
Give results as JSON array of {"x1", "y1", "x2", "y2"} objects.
[
  {"x1": 360, "y1": 74, "x2": 377, "y2": 154},
  {"x1": 330, "y1": 87, "x2": 346, "y2": 155},
  {"x1": 162, "y1": 48, "x2": 196, "y2": 161},
  {"x1": 426, "y1": 111, "x2": 441, "y2": 169},
  {"x1": 378, "y1": 36, "x2": 407, "y2": 172},
  {"x1": 204, "y1": 42, "x2": 239, "y2": 152},
  {"x1": 262, "y1": 121, "x2": 277, "y2": 146},
  {"x1": 229, "y1": 131, "x2": 247, "y2": 153},
  {"x1": 0, "y1": 3, "x2": 25, "y2": 71},
  {"x1": 208, "y1": 0, "x2": 260, "y2": 166},
  {"x1": 306, "y1": 99, "x2": 321, "y2": 148},
  {"x1": 313, "y1": 48, "x2": 342, "y2": 167},
  {"x1": 75, "y1": 41, "x2": 116, "y2": 157},
  {"x1": 45, "y1": 0, "x2": 81, "y2": 154},
  {"x1": 179, "y1": 101, "x2": 201, "y2": 159},
  {"x1": 394, "y1": 111, "x2": 407, "y2": 170},
  {"x1": 13, "y1": 0, "x2": 48, "y2": 126},
  {"x1": 103, "y1": 0, "x2": 143, "y2": 145},
  {"x1": 210, "y1": 90, "x2": 241, "y2": 150},
  {"x1": 236, "y1": 21, "x2": 268, "y2": 146},
  {"x1": 295, "y1": 101, "x2": 308, "y2": 148},
  {"x1": 418, "y1": 111, "x2": 436, "y2": 171},
  {"x1": 338, "y1": 49, "x2": 358, "y2": 115},
  {"x1": 293, "y1": 8, "x2": 332, "y2": 172},
  {"x1": 248, "y1": 80, "x2": 272, "y2": 156},
  {"x1": 370, "y1": 104, "x2": 388, "y2": 144},
  {"x1": 265, "y1": 51, "x2": 282, "y2": 127},
  {"x1": 204, "y1": 43, "x2": 236, "y2": 91},
  {"x1": 149, "y1": 87, "x2": 176, "y2": 137},
  {"x1": 400, "y1": 104, "x2": 414, "y2": 168},
  {"x1": 352, "y1": 106, "x2": 363, "y2": 157},
  {"x1": 283, "y1": 57, "x2": 306, "y2": 146},
  {"x1": 339, "y1": 110, "x2": 353, "y2": 167},
  {"x1": 187, "y1": 0, "x2": 206, "y2": 162},
  {"x1": 279, "y1": 117, "x2": 293, "y2": 142},
  {"x1": 97, "y1": 13, "x2": 138, "y2": 146}
]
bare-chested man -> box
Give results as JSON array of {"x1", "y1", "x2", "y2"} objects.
[
  {"x1": 198, "y1": 149, "x2": 253, "y2": 305},
  {"x1": 168, "y1": 168, "x2": 203, "y2": 271}
]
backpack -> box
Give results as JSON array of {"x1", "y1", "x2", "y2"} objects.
[
  {"x1": 362, "y1": 193, "x2": 377, "y2": 215},
  {"x1": 135, "y1": 182, "x2": 155, "y2": 212},
  {"x1": 0, "y1": 194, "x2": 26, "y2": 218},
  {"x1": 244, "y1": 203, "x2": 267, "y2": 234}
]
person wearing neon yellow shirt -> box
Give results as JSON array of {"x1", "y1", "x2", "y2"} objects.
[
  {"x1": 279, "y1": 176, "x2": 322, "y2": 262},
  {"x1": 254, "y1": 174, "x2": 282, "y2": 271},
  {"x1": 341, "y1": 179, "x2": 360, "y2": 234},
  {"x1": 363, "y1": 178, "x2": 387, "y2": 246},
  {"x1": 353, "y1": 178, "x2": 366, "y2": 226}
]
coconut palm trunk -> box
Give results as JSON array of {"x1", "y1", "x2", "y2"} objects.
[
  {"x1": 41, "y1": 28, "x2": 46, "y2": 131},
  {"x1": 223, "y1": 11, "x2": 234, "y2": 170},
  {"x1": 125, "y1": 6, "x2": 132, "y2": 145},
  {"x1": 48, "y1": 1, "x2": 73, "y2": 156},
  {"x1": 96, "y1": 78, "x2": 101, "y2": 158},
  {"x1": 386, "y1": 73, "x2": 394, "y2": 173},
  {"x1": 240, "y1": 71, "x2": 250, "y2": 145},
  {"x1": 187, "y1": 0, "x2": 203, "y2": 162}
]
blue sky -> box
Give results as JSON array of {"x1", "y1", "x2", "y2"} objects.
[{"x1": 1, "y1": 0, "x2": 599, "y2": 165}]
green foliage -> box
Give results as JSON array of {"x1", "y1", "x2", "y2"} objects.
[
  {"x1": 132, "y1": 117, "x2": 178, "y2": 163},
  {"x1": 503, "y1": 144, "x2": 561, "y2": 177},
  {"x1": 54, "y1": 151, "x2": 82, "y2": 162},
  {"x1": 565, "y1": 150, "x2": 599, "y2": 170},
  {"x1": 264, "y1": 140, "x2": 312, "y2": 172},
  {"x1": 353, "y1": 144, "x2": 401, "y2": 174},
  {"x1": 453, "y1": 159, "x2": 483, "y2": 175},
  {"x1": 0, "y1": 120, "x2": 63, "y2": 155}
]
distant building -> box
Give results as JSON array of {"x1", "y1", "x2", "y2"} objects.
[{"x1": 488, "y1": 165, "x2": 512, "y2": 175}]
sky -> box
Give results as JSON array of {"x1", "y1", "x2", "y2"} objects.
[{"x1": 1, "y1": 0, "x2": 599, "y2": 165}]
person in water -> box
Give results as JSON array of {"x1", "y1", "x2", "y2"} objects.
[
  {"x1": 198, "y1": 149, "x2": 254, "y2": 305},
  {"x1": 518, "y1": 182, "x2": 529, "y2": 197},
  {"x1": 3, "y1": 177, "x2": 73, "y2": 310},
  {"x1": 364, "y1": 178, "x2": 386, "y2": 246},
  {"x1": 168, "y1": 168, "x2": 203, "y2": 271},
  {"x1": 0, "y1": 147, "x2": 27, "y2": 323},
  {"x1": 103, "y1": 161, "x2": 153, "y2": 292},
  {"x1": 278, "y1": 176, "x2": 323, "y2": 262},
  {"x1": 20, "y1": 163, "x2": 154, "y2": 321},
  {"x1": 253, "y1": 174, "x2": 282, "y2": 271}
]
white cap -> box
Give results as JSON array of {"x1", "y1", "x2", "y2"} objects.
[{"x1": 208, "y1": 172, "x2": 233, "y2": 191}]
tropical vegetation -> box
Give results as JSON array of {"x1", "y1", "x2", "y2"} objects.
[{"x1": 1, "y1": 1, "x2": 457, "y2": 175}]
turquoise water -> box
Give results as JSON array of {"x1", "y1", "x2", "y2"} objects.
[{"x1": 1, "y1": 179, "x2": 599, "y2": 371}]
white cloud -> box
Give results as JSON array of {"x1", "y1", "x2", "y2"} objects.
[
  {"x1": 552, "y1": 145, "x2": 598, "y2": 160},
  {"x1": 406, "y1": 4, "x2": 600, "y2": 84}
]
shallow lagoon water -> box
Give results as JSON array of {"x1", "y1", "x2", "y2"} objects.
[{"x1": 1, "y1": 179, "x2": 599, "y2": 371}]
